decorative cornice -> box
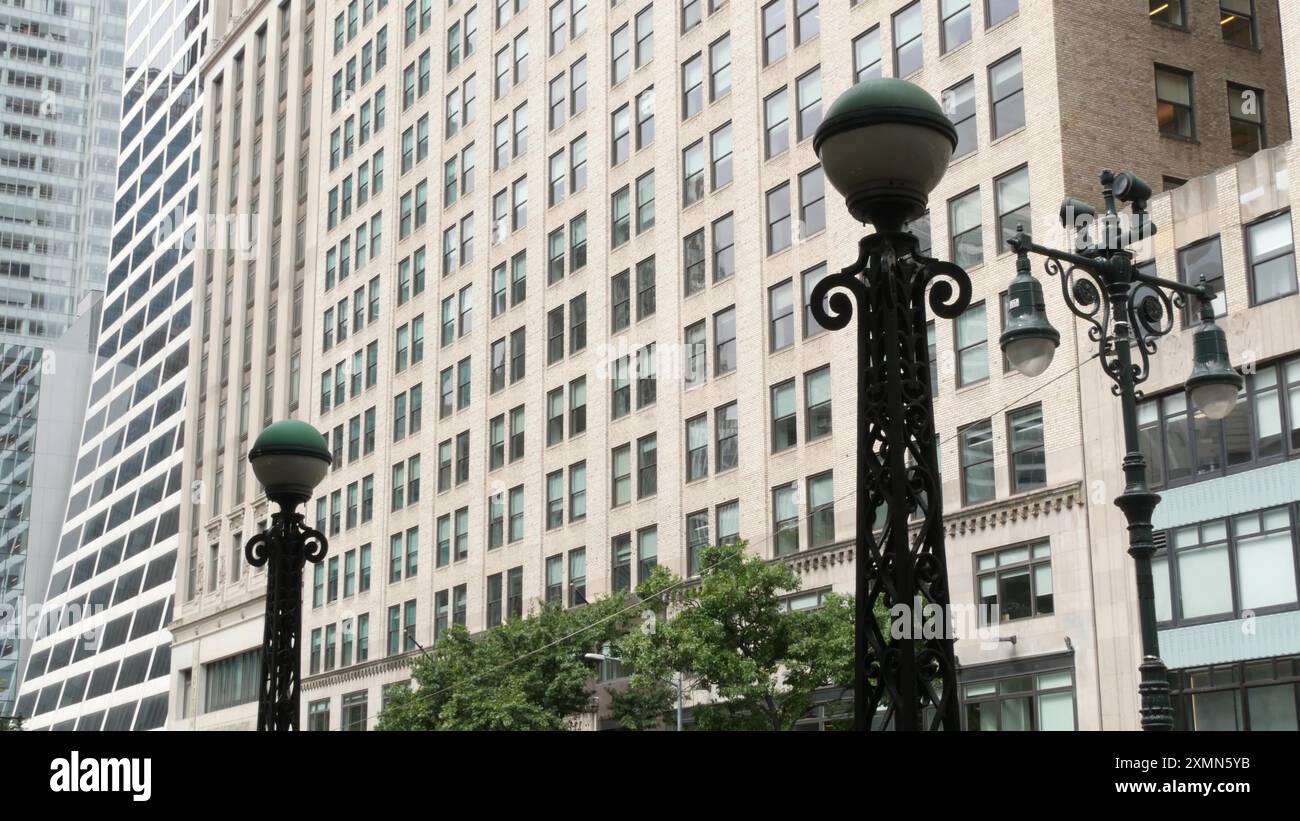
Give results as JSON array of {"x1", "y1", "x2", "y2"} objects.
[
  {"x1": 786, "y1": 481, "x2": 1085, "y2": 577},
  {"x1": 943, "y1": 481, "x2": 1084, "y2": 539},
  {"x1": 781, "y1": 540, "x2": 856, "y2": 576},
  {"x1": 301, "y1": 652, "x2": 417, "y2": 692}
]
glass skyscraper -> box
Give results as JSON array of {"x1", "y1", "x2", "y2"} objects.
[
  {"x1": 11, "y1": 0, "x2": 205, "y2": 729},
  {"x1": 0, "y1": 0, "x2": 128, "y2": 717}
]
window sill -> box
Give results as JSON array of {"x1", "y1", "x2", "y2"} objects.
[
  {"x1": 948, "y1": 149, "x2": 977, "y2": 169},
  {"x1": 989, "y1": 126, "x2": 1026, "y2": 148},
  {"x1": 939, "y1": 40, "x2": 972, "y2": 61},
  {"x1": 1149, "y1": 20, "x2": 1189, "y2": 34},
  {"x1": 1158, "y1": 132, "x2": 1199, "y2": 146},
  {"x1": 954, "y1": 377, "x2": 990, "y2": 395}
]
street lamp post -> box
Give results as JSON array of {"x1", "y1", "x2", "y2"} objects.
[
  {"x1": 998, "y1": 170, "x2": 1244, "y2": 730},
  {"x1": 810, "y1": 79, "x2": 973, "y2": 731},
  {"x1": 244, "y1": 420, "x2": 333, "y2": 731}
]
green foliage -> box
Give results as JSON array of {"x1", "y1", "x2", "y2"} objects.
[
  {"x1": 609, "y1": 541, "x2": 860, "y2": 731},
  {"x1": 0, "y1": 715, "x2": 23, "y2": 731},
  {"x1": 376, "y1": 593, "x2": 637, "y2": 730}
]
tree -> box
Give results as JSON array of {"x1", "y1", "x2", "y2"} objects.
[
  {"x1": 0, "y1": 715, "x2": 23, "y2": 731},
  {"x1": 376, "y1": 592, "x2": 637, "y2": 730},
  {"x1": 608, "y1": 541, "x2": 862, "y2": 731}
]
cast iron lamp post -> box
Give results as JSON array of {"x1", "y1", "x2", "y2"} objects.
[
  {"x1": 810, "y1": 78, "x2": 973, "y2": 731},
  {"x1": 244, "y1": 420, "x2": 332, "y2": 731},
  {"x1": 998, "y1": 170, "x2": 1243, "y2": 731}
]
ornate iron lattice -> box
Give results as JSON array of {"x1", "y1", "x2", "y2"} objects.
[
  {"x1": 245, "y1": 510, "x2": 328, "y2": 731},
  {"x1": 1039, "y1": 254, "x2": 1182, "y2": 398},
  {"x1": 811, "y1": 232, "x2": 970, "y2": 731}
]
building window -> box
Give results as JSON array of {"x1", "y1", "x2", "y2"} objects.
[
  {"x1": 767, "y1": 183, "x2": 792, "y2": 255},
  {"x1": 990, "y1": 52, "x2": 1025, "y2": 139},
  {"x1": 1219, "y1": 0, "x2": 1255, "y2": 47},
  {"x1": 1138, "y1": 356, "x2": 1300, "y2": 490},
  {"x1": 807, "y1": 472, "x2": 835, "y2": 548},
  {"x1": 795, "y1": 0, "x2": 819, "y2": 44},
  {"x1": 546, "y1": 554, "x2": 564, "y2": 603},
  {"x1": 1177, "y1": 236, "x2": 1226, "y2": 322},
  {"x1": 976, "y1": 541, "x2": 1053, "y2": 623},
  {"x1": 569, "y1": 461, "x2": 587, "y2": 521},
  {"x1": 612, "y1": 444, "x2": 631, "y2": 506},
  {"x1": 771, "y1": 379, "x2": 797, "y2": 453},
  {"x1": 682, "y1": 54, "x2": 703, "y2": 119},
  {"x1": 683, "y1": 0, "x2": 701, "y2": 32},
  {"x1": 803, "y1": 263, "x2": 829, "y2": 337},
  {"x1": 636, "y1": 174, "x2": 655, "y2": 232},
  {"x1": 611, "y1": 24, "x2": 630, "y2": 84},
  {"x1": 683, "y1": 141, "x2": 705, "y2": 206},
  {"x1": 1228, "y1": 83, "x2": 1264, "y2": 154},
  {"x1": 713, "y1": 213, "x2": 735, "y2": 281},
  {"x1": 637, "y1": 527, "x2": 658, "y2": 582},
  {"x1": 764, "y1": 88, "x2": 789, "y2": 159},
  {"x1": 634, "y1": 5, "x2": 654, "y2": 67},
  {"x1": 685, "y1": 321, "x2": 706, "y2": 387},
  {"x1": 506, "y1": 566, "x2": 522, "y2": 618},
  {"x1": 949, "y1": 188, "x2": 983, "y2": 270},
  {"x1": 716, "y1": 401, "x2": 739, "y2": 472},
  {"x1": 805, "y1": 365, "x2": 832, "y2": 440},
  {"x1": 769, "y1": 279, "x2": 795, "y2": 351},
  {"x1": 684, "y1": 229, "x2": 706, "y2": 296},
  {"x1": 612, "y1": 533, "x2": 632, "y2": 592},
  {"x1": 569, "y1": 548, "x2": 586, "y2": 606},
  {"x1": 798, "y1": 166, "x2": 825, "y2": 238},
  {"x1": 612, "y1": 187, "x2": 631, "y2": 247},
  {"x1": 986, "y1": 0, "x2": 1019, "y2": 25},
  {"x1": 959, "y1": 419, "x2": 995, "y2": 505},
  {"x1": 686, "y1": 510, "x2": 708, "y2": 577},
  {"x1": 686, "y1": 415, "x2": 708, "y2": 482},
  {"x1": 940, "y1": 0, "x2": 971, "y2": 54},
  {"x1": 796, "y1": 68, "x2": 822, "y2": 142},
  {"x1": 710, "y1": 35, "x2": 731, "y2": 100},
  {"x1": 762, "y1": 1, "x2": 786, "y2": 66},
  {"x1": 487, "y1": 574, "x2": 502, "y2": 627},
  {"x1": 711, "y1": 123, "x2": 733, "y2": 190},
  {"x1": 637, "y1": 434, "x2": 657, "y2": 498},
  {"x1": 892, "y1": 1, "x2": 923, "y2": 77},
  {"x1": 955, "y1": 301, "x2": 988, "y2": 386},
  {"x1": 1155, "y1": 66, "x2": 1194, "y2": 139},
  {"x1": 964, "y1": 668, "x2": 1075, "y2": 730},
  {"x1": 773, "y1": 483, "x2": 800, "y2": 556},
  {"x1": 713, "y1": 307, "x2": 736, "y2": 375},
  {"x1": 1170, "y1": 655, "x2": 1300, "y2": 730},
  {"x1": 1149, "y1": 0, "x2": 1185, "y2": 27},
  {"x1": 636, "y1": 88, "x2": 655, "y2": 149},
  {"x1": 995, "y1": 166, "x2": 1031, "y2": 249},
  {"x1": 944, "y1": 77, "x2": 976, "y2": 160},
  {"x1": 1155, "y1": 505, "x2": 1299, "y2": 626},
  {"x1": 717, "y1": 500, "x2": 740, "y2": 546},
  {"x1": 1246, "y1": 211, "x2": 1296, "y2": 304},
  {"x1": 853, "y1": 26, "x2": 881, "y2": 82}
]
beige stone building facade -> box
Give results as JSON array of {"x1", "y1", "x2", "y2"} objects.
[
  {"x1": 174, "y1": 0, "x2": 1293, "y2": 730},
  {"x1": 169, "y1": 0, "x2": 323, "y2": 729}
]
